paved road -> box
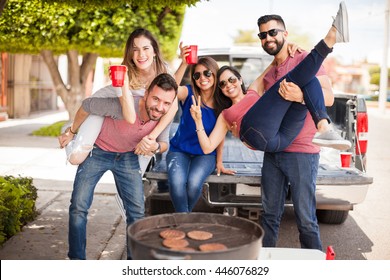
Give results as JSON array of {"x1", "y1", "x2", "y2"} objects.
[{"x1": 0, "y1": 110, "x2": 126, "y2": 260}]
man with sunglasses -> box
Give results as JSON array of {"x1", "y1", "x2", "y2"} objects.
[{"x1": 253, "y1": 6, "x2": 348, "y2": 251}]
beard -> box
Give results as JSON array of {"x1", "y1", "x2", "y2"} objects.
[
  {"x1": 146, "y1": 106, "x2": 165, "y2": 121},
  {"x1": 262, "y1": 37, "x2": 285, "y2": 56}
]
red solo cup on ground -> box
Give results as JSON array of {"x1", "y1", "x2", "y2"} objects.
[
  {"x1": 326, "y1": 246, "x2": 335, "y2": 260},
  {"x1": 186, "y1": 45, "x2": 198, "y2": 64},
  {"x1": 109, "y1": 65, "x2": 127, "y2": 87},
  {"x1": 340, "y1": 152, "x2": 352, "y2": 168}
]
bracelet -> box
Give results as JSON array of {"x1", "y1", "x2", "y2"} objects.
[
  {"x1": 69, "y1": 126, "x2": 77, "y2": 134},
  {"x1": 196, "y1": 128, "x2": 205, "y2": 133}
]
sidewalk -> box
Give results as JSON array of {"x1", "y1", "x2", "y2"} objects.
[{"x1": 0, "y1": 110, "x2": 126, "y2": 260}]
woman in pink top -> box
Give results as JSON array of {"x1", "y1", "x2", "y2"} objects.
[{"x1": 190, "y1": 19, "x2": 351, "y2": 153}]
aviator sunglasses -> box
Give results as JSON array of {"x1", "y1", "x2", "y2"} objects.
[
  {"x1": 193, "y1": 70, "x2": 213, "y2": 80},
  {"x1": 218, "y1": 76, "x2": 238, "y2": 89},
  {"x1": 257, "y1": 28, "x2": 285, "y2": 40}
]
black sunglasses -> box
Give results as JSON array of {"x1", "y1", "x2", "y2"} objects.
[
  {"x1": 257, "y1": 28, "x2": 285, "y2": 40},
  {"x1": 218, "y1": 76, "x2": 238, "y2": 89},
  {"x1": 193, "y1": 70, "x2": 212, "y2": 80}
]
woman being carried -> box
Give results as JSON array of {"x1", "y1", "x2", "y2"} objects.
[
  {"x1": 190, "y1": 2, "x2": 351, "y2": 154},
  {"x1": 60, "y1": 28, "x2": 176, "y2": 174}
]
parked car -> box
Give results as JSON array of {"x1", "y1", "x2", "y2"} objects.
[
  {"x1": 180, "y1": 46, "x2": 273, "y2": 87},
  {"x1": 143, "y1": 47, "x2": 373, "y2": 225}
]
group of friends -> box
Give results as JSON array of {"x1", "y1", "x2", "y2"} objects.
[{"x1": 58, "y1": 2, "x2": 351, "y2": 260}]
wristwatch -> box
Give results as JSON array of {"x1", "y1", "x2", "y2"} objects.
[{"x1": 152, "y1": 143, "x2": 161, "y2": 154}]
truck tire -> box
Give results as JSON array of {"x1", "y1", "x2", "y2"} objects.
[{"x1": 316, "y1": 209, "x2": 349, "y2": 224}]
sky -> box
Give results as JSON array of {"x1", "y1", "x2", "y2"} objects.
[{"x1": 180, "y1": 0, "x2": 386, "y2": 65}]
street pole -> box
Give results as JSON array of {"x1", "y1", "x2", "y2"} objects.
[{"x1": 379, "y1": 0, "x2": 390, "y2": 114}]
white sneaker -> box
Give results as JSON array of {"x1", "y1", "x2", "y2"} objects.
[
  {"x1": 333, "y1": 1, "x2": 349, "y2": 43},
  {"x1": 312, "y1": 130, "x2": 352, "y2": 150}
]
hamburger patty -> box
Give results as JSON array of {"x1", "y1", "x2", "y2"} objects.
[
  {"x1": 162, "y1": 238, "x2": 190, "y2": 249},
  {"x1": 199, "y1": 243, "x2": 228, "y2": 252},
  {"x1": 159, "y1": 229, "x2": 186, "y2": 240},
  {"x1": 187, "y1": 230, "x2": 213, "y2": 241}
]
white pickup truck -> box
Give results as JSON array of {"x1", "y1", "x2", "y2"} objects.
[{"x1": 144, "y1": 47, "x2": 373, "y2": 225}]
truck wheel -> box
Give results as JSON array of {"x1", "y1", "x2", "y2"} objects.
[{"x1": 316, "y1": 209, "x2": 349, "y2": 224}]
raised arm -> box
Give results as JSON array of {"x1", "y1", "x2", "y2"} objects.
[
  {"x1": 118, "y1": 73, "x2": 136, "y2": 124},
  {"x1": 190, "y1": 95, "x2": 229, "y2": 154},
  {"x1": 134, "y1": 42, "x2": 191, "y2": 155},
  {"x1": 174, "y1": 42, "x2": 190, "y2": 86}
]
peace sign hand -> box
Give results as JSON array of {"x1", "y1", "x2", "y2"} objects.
[{"x1": 190, "y1": 95, "x2": 202, "y2": 122}]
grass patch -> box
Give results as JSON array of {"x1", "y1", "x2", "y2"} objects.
[{"x1": 31, "y1": 120, "x2": 67, "y2": 137}]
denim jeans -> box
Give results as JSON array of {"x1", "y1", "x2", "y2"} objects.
[
  {"x1": 260, "y1": 152, "x2": 323, "y2": 250},
  {"x1": 240, "y1": 40, "x2": 331, "y2": 152},
  {"x1": 166, "y1": 151, "x2": 216, "y2": 212},
  {"x1": 68, "y1": 146, "x2": 144, "y2": 260}
]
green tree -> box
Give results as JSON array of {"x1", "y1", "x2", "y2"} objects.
[
  {"x1": 369, "y1": 65, "x2": 390, "y2": 86},
  {"x1": 0, "y1": 0, "x2": 201, "y2": 120},
  {"x1": 232, "y1": 26, "x2": 313, "y2": 50},
  {"x1": 233, "y1": 29, "x2": 258, "y2": 45}
]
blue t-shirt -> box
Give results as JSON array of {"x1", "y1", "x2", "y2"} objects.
[{"x1": 169, "y1": 85, "x2": 217, "y2": 155}]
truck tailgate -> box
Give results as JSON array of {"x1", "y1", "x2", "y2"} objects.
[{"x1": 145, "y1": 136, "x2": 373, "y2": 186}]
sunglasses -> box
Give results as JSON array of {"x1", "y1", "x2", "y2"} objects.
[
  {"x1": 193, "y1": 70, "x2": 212, "y2": 80},
  {"x1": 257, "y1": 28, "x2": 285, "y2": 40},
  {"x1": 218, "y1": 76, "x2": 238, "y2": 89}
]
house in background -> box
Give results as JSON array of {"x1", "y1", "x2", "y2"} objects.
[
  {"x1": 323, "y1": 58, "x2": 374, "y2": 95},
  {"x1": 0, "y1": 53, "x2": 9, "y2": 121},
  {"x1": 0, "y1": 53, "x2": 57, "y2": 121}
]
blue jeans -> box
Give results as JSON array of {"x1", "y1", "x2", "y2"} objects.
[
  {"x1": 68, "y1": 146, "x2": 144, "y2": 260},
  {"x1": 240, "y1": 40, "x2": 331, "y2": 152},
  {"x1": 166, "y1": 151, "x2": 216, "y2": 212},
  {"x1": 260, "y1": 152, "x2": 322, "y2": 250}
]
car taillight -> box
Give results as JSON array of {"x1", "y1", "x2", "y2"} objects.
[{"x1": 355, "y1": 112, "x2": 368, "y2": 155}]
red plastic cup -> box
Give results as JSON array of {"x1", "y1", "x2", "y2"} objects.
[
  {"x1": 186, "y1": 45, "x2": 198, "y2": 64},
  {"x1": 109, "y1": 65, "x2": 127, "y2": 87},
  {"x1": 340, "y1": 152, "x2": 352, "y2": 168}
]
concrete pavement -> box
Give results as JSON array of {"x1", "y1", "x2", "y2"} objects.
[{"x1": 0, "y1": 110, "x2": 126, "y2": 260}]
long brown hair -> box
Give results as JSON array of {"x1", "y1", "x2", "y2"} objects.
[
  {"x1": 214, "y1": 65, "x2": 247, "y2": 116},
  {"x1": 121, "y1": 28, "x2": 168, "y2": 89},
  {"x1": 189, "y1": 57, "x2": 219, "y2": 109}
]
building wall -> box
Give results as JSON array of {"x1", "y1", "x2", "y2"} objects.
[
  {"x1": 8, "y1": 54, "x2": 32, "y2": 118},
  {"x1": 1, "y1": 53, "x2": 57, "y2": 119},
  {"x1": 0, "y1": 53, "x2": 8, "y2": 121}
]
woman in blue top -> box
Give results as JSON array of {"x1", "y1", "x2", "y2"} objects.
[{"x1": 168, "y1": 46, "x2": 235, "y2": 213}]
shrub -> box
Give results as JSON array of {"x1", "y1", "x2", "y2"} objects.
[{"x1": 0, "y1": 176, "x2": 38, "y2": 246}]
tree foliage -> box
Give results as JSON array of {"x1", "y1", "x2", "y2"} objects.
[
  {"x1": 233, "y1": 29, "x2": 258, "y2": 45},
  {"x1": 0, "y1": 0, "x2": 197, "y2": 60},
  {"x1": 368, "y1": 65, "x2": 390, "y2": 86},
  {"x1": 0, "y1": 0, "x2": 203, "y2": 121},
  {"x1": 42, "y1": 0, "x2": 201, "y2": 9}
]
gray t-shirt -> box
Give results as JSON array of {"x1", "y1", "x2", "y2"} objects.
[{"x1": 81, "y1": 85, "x2": 170, "y2": 144}]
